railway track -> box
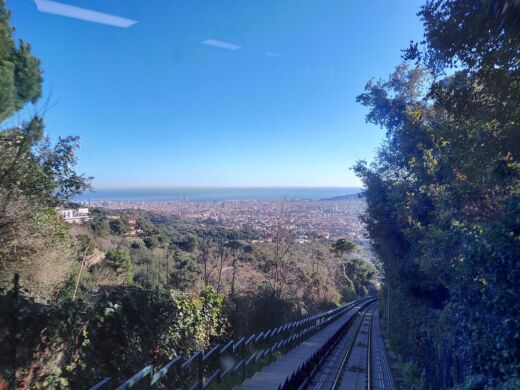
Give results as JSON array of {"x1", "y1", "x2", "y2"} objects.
[
  {"x1": 369, "y1": 308, "x2": 396, "y2": 390},
  {"x1": 305, "y1": 303, "x2": 395, "y2": 390}
]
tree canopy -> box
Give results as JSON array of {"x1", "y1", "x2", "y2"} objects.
[
  {"x1": 0, "y1": 0, "x2": 90, "y2": 297},
  {"x1": 355, "y1": 1, "x2": 519, "y2": 388},
  {"x1": 0, "y1": 0, "x2": 42, "y2": 122}
]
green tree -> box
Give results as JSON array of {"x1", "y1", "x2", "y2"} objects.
[
  {"x1": 331, "y1": 238, "x2": 357, "y2": 291},
  {"x1": 332, "y1": 238, "x2": 355, "y2": 257},
  {"x1": 227, "y1": 239, "x2": 244, "y2": 299},
  {"x1": 90, "y1": 216, "x2": 111, "y2": 236},
  {"x1": 0, "y1": 0, "x2": 42, "y2": 122},
  {"x1": 105, "y1": 249, "x2": 133, "y2": 283},
  {"x1": 109, "y1": 218, "x2": 129, "y2": 236},
  {"x1": 143, "y1": 235, "x2": 159, "y2": 250},
  {"x1": 354, "y1": 1, "x2": 519, "y2": 387},
  {"x1": 1, "y1": 284, "x2": 226, "y2": 389},
  {"x1": 178, "y1": 234, "x2": 196, "y2": 252},
  {"x1": 168, "y1": 250, "x2": 200, "y2": 291},
  {"x1": 0, "y1": 1, "x2": 90, "y2": 298}
]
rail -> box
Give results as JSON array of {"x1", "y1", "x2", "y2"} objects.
[
  {"x1": 87, "y1": 297, "x2": 371, "y2": 390},
  {"x1": 275, "y1": 298, "x2": 377, "y2": 389},
  {"x1": 367, "y1": 306, "x2": 373, "y2": 390},
  {"x1": 330, "y1": 304, "x2": 372, "y2": 389}
]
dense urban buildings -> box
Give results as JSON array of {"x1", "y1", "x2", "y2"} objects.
[{"x1": 87, "y1": 197, "x2": 369, "y2": 248}]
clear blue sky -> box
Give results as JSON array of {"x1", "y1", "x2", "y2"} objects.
[{"x1": 7, "y1": 0, "x2": 424, "y2": 187}]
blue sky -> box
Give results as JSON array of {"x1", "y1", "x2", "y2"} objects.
[{"x1": 7, "y1": 0, "x2": 424, "y2": 187}]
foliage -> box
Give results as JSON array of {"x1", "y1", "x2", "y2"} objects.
[
  {"x1": 0, "y1": 0, "x2": 90, "y2": 299},
  {"x1": 90, "y1": 216, "x2": 111, "y2": 236},
  {"x1": 0, "y1": 280, "x2": 226, "y2": 389},
  {"x1": 177, "y1": 234, "x2": 196, "y2": 252},
  {"x1": 168, "y1": 250, "x2": 201, "y2": 290},
  {"x1": 228, "y1": 285, "x2": 299, "y2": 337},
  {"x1": 401, "y1": 361, "x2": 427, "y2": 390},
  {"x1": 105, "y1": 248, "x2": 134, "y2": 283},
  {"x1": 354, "y1": 0, "x2": 519, "y2": 387},
  {"x1": 143, "y1": 235, "x2": 159, "y2": 249},
  {"x1": 0, "y1": 0, "x2": 42, "y2": 122},
  {"x1": 109, "y1": 218, "x2": 129, "y2": 236}
]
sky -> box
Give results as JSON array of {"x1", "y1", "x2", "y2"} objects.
[{"x1": 6, "y1": 0, "x2": 425, "y2": 188}]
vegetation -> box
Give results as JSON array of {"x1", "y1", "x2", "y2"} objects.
[
  {"x1": 76, "y1": 209, "x2": 377, "y2": 335},
  {"x1": 354, "y1": 1, "x2": 519, "y2": 388},
  {"x1": 2, "y1": 207, "x2": 376, "y2": 388},
  {"x1": 0, "y1": 0, "x2": 89, "y2": 301}
]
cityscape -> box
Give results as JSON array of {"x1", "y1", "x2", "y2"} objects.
[{"x1": 87, "y1": 197, "x2": 368, "y2": 244}]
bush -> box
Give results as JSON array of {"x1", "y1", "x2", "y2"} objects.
[{"x1": 0, "y1": 281, "x2": 226, "y2": 389}]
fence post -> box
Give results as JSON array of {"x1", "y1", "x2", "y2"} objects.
[
  {"x1": 197, "y1": 353, "x2": 203, "y2": 390},
  {"x1": 241, "y1": 342, "x2": 246, "y2": 381}
]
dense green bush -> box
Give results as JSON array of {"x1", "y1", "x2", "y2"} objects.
[{"x1": 0, "y1": 280, "x2": 225, "y2": 389}]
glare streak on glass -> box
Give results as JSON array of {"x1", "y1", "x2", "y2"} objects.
[
  {"x1": 202, "y1": 39, "x2": 242, "y2": 50},
  {"x1": 34, "y1": 0, "x2": 137, "y2": 28}
]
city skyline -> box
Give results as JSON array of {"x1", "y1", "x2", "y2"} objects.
[{"x1": 7, "y1": 0, "x2": 424, "y2": 187}]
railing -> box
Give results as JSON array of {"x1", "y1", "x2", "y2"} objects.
[{"x1": 88, "y1": 297, "x2": 370, "y2": 390}]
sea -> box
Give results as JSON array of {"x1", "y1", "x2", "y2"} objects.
[{"x1": 73, "y1": 187, "x2": 362, "y2": 202}]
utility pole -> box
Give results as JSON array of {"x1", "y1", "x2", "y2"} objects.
[{"x1": 387, "y1": 281, "x2": 390, "y2": 337}]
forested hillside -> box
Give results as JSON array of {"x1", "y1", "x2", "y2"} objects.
[{"x1": 354, "y1": 1, "x2": 519, "y2": 388}]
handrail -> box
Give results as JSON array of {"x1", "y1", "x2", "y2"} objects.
[
  {"x1": 151, "y1": 356, "x2": 181, "y2": 385},
  {"x1": 115, "y1": 365, "x2": 153, "y2": 390},
  {"x1": 87, "y1": 297, "x2": 373, "y2": 390},
  {"x1": 367, "y1": 308, "x2": 373, "y2": 390},
  {"x1": 181, "y1": 351, "x2": 202, "y2": 369}
]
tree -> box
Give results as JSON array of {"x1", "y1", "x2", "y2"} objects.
[
  {"x1": 197, "y1": 235, "x2": 215, "y2": 288},
  {"x1": 354, "y1": 1, "x2": 519, "y2": 387},
  {"x1": 260, "y1": 205, "x2": 295, "y2": 297},
  {"x1": 226, "y1": 239, "x2": 244, "y2": 299},
  {"x1": 214, "y1": 233, "x2": 231, "y2": 293},
  {"x1": 143, "y1": 236, "x2": 158, "y2": 250},
  {"x1": 105, "y1": 249, "x2": 133, "y2": 283},
  {"x1": 109, "y1": 218, "x2": 129, "y2": 236},
  {"x1": 0, "y1": 0, "x2": 42, "y2": 122},
  {"x1": 168, "y1": 250, "x2": 200, "y2": 291},
  {"x1": 178, "y1": 234, "x2": 196, "y2": 252},
  {"x1": 0, "y1": 0, "x2": 90, "y2": 299},
  {"x1": 72, "y1": 235, "x2": 95, "y2": 301},
  {"x1": 90, "y1": 216, "x2": 110, "y2": 236},
  {"x1": 331, "y1": 238, "x2": 356, "y2": 290}
]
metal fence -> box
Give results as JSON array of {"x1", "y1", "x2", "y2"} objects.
[{"x1": 88, "y1": 297, "x2": 370, "y2": 390}]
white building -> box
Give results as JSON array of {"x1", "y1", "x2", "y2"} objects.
[{"x1": 59, "y1": 207, "x2": 91, "y2": 224}]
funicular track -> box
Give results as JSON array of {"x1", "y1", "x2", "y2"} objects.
[
  {"x1": 330, "y1": 303, "x2": 376, "y2": 389},
  {"x1": 301, "y1": 303, "x2": 396, "y2": 390}
]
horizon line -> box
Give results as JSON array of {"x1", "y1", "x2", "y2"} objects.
[{"x1": 87, "y1": 185, "x2": 364, "y2": 190}]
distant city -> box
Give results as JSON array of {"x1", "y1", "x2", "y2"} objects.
[{"x1": 85, "y1": 197, "x2": 368, "y2": 244}]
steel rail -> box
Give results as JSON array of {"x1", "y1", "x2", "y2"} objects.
[
  {"x1": 330, "y1": 303, "x2": 376, "y2": 390},
  {"x1": 367, "y1": 305, "x2": 374, "y2": 390},
  {"x1": 376, "y1": 307, "x2": 397, "y2": 390}
]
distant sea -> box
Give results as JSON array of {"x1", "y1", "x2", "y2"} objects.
[{"x1": 73, "y1": 187, "x2": 362, "y2": 202}]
